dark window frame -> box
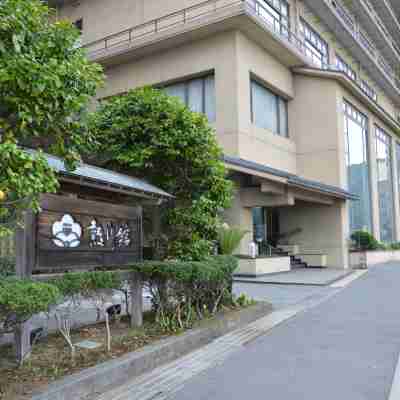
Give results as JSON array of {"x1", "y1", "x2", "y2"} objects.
[{"x1": 250, "y1": 78, "x2": 289, "y2": 138}]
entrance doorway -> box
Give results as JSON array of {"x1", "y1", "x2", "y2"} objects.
[{"x1": 252, "y1": 207, "x2": 280, "y2": 248}]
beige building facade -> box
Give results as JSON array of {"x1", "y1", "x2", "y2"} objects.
[{"x1": 50, "y1": 0, "x2": 400, "y2": 269}]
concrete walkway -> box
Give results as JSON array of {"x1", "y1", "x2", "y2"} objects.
[
  {"x1": 234, "y1": 267, "x2": 352, "y2": 286},
  {"x1": 95, "y1": 263, "x2": 400, "y2": 400}
]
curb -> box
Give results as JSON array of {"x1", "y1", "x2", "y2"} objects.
[{"x1": 30, "y1": 302, "x2": 272, "y2": 400}]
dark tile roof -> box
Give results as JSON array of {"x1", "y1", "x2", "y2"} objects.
[{"x1": 224, "y1": 155, "x2": 358, "y2": 200}]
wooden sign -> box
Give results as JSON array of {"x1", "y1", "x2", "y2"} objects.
[{"x1": 35, "y1": 194, "x2": 142, "y2": 271}]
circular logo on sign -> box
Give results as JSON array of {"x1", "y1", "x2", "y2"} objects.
[{"x1": 52, "y1": 214, "x2": 82, "y2": 248}]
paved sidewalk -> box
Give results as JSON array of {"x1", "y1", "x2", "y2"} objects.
[
  {"x1": 171, "y1": 263, "x2": 400, "y2": 400},
  {"x1": 94, "y1": 263, "x2": 400, "y2": 400}
]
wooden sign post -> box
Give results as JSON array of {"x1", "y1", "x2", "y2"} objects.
[{"x1": 13, "y1": 194, "x2": 145, "y2": 363}]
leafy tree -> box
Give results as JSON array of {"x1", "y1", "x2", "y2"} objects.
[
  {"x1": 90, "y1": 87, "x2": 233, "y2": 261},
  {"x1": 0, "y1": 0, "x2": 103, "y2": 233}
]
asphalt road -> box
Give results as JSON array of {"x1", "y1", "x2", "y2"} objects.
[{"x1": 172, "y1": 263, "x2": 400, "y2": 400}]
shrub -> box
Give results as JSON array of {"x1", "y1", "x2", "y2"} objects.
[
  {"x1": 131, "y1": 256, "x2": 238, "y2": 332},
  {"x1": 0, "y1": 256, "x2": 15, "y2": 278},
  {"x1": 0, "y1": 279, "x2": 60, "y2": 333},
  {"x1": 351, "y1": 230, "x2": 381, "y2": 250},
  {"x1": 218, "y1": 226, "x2": 248, "y2": 255}
]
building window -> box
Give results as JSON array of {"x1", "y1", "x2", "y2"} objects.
[
  {"x1": 164, "y1": 75, "x2": 216, "y2": 122},
  {"x1": 375, "y1": 126, "x2": 395, "y2": 243},
  {"x1": 251, "y1": 79, "x2": 288, "y2": 137},
  {"x1": 299, "y1": 18, "x2": 329, "y2": 68},
  {"x1": 360, "y1": 80, "x2": 377, "y2": 102},
  {"x1": 335, "y1": 54, "x2": 356, "y2": 81},
  {"x1": 343, "y1": 101, "x2": 372, "y2": 234},
  {"x1": 249, "y1": 0, "x2": 290, "y2": 36}
]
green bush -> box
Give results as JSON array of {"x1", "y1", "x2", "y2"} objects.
[
  {"x1": 0, "y1": 256, "x2": 15, "y2": 278},
  {"x1": 131, "y1": 256, "x2": 238, "y2": 332},
  {"x1": 0, "y1": 279, "x2": 61, "y2": 332},
  {"x1": 351, "y1": 230, "x2": 382, "y2": 250},
  {"x1": 52, "y1": 271, "x2": 121, "y2": 298}
]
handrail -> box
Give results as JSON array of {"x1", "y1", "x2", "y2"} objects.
[
  {"x1": 81, "y1": 0, "x2": 400, "y2": 97},
  {"x1": 83, "y1": 0, "x2": 307, "y2": 60}
]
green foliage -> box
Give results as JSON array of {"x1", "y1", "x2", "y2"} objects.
[
  {"x1": 0, "y1": 279, "x2": 61, "y2": 328},
  {"x1": 218, "y1": 226, "x2": 247, "y2": 255},
  {"x1": 0, "y1": 143, "x2": 59, "y2": 234},
  {"x1": 233, "y1": 293, "x2": 255, "y2": 308},
  {"x1": 131, "y1": 256, "x2": 238, "y2": 332},
  {"x1": 0, "y1": 256, "x2": 15, "y2": 278},
  {"x1": 52, "y1": 271, "x2": 122, "y2": 298},
  {"x1": 90, "y1": 87, "x2": 233, "y2": 261},
  {"x1": 389, "y1": 242, "x2": 400, "y2": 250},
  {"x1": 0, "y1": 0, "x2": 103, "y2": 234},
  {"x1": 351, "y1": 230, "x2": 381, "y2": 250}
]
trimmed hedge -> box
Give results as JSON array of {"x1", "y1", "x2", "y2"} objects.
[
  {"x1": 0, "y1": 256, "x2": 15, "y2": 278},
  {"x1": 0, "y1": 279, "x2": 61, "y2": 333},
  {"x1": 131, "y1": 256, "x2": 238, "y2": 331}
]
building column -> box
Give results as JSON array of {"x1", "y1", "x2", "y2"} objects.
[
  {"x1": 391, "y1": 141, "x2": 400, "y2": 241},
  {"x1": 367, "y1": 122, "x2": 380, "y2": 240},
  {"x1": 222, "y1": 186, "x2": 253, "y2": 256}
]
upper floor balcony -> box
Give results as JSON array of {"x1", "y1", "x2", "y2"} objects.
[
  {"x1": 344, "y1": 0, "x2": 400, "y2": 66},
  {"x1": 82, "y1": 0, "x2": 312, "y2": 69},
  {"x1": 76, "y1": 0, "x2": 400, "y2": 108},
  {"x1": 373, "y1": 0, "x2": 400, "y2": 49},
  {"x1": 303, "y1": 0, "x2": 400, "y2": 106}
]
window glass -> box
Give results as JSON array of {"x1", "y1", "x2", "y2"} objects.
[
  {"x1": 360, "y1": 80, "x2": 377, "y2": 102},
  {"x1": 164, "y1": 75, "x2": 215, "y2": 122},
  {"x1": 249, "y1": 0, "x2": 289, "y2": 35},
  {"x1": 335, "y1": 54, "x2": 356, "y2": 81},
  {"x1": 164, "y1": 83, "x2": 186, "y2": 104},
  {"x1": 343, "y1": 101, "x2": 372, "y2": 234},
  {"x1": 279, "y1": 98, "x2": 288, "y2": 137},
  {"x1": 376, "y1": 126, "x2": 395, "y2": 242},
  {"x1": 204, "y1": 75, "x2": 216, "y2": 122},
  {"x1": 251, "y1": 80, "x2": 288, "y2": 137},
  {"x1": 300, "y1": 19, "x2": 329, "y2": 68},
  {"x1": 187, "y1": 78, "x2": 203, "y2": 114}
]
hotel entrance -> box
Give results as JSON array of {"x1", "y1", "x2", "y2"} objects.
[{"x1": 252, "y1": 207, "x2": 280, "y2": 250}]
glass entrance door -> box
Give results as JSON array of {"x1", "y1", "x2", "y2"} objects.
[{"x1": 252, "y1": 207, "x2": 280, "y2": 249}]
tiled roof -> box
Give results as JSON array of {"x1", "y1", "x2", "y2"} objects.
[{"x1": 224, "y1": 155, "x2": 358, "y2": 200}]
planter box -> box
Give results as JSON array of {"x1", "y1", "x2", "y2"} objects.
[
  {"x1": 350, "y1": 250, "x2": 400, "y2": 268},
  {"x1": 235, "y1": 257, "x2": 291, "y2": 277},
  {"x1": 299, "y1": 253, "x2": 327, "y2": 268}
]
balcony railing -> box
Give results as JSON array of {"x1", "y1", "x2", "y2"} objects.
[
  {"x1": 327, "y1": 0, "x2": 400, "y2": 95},
  {"x1": 82, "y1": 0, "x2": 400, "y2": 99},
  {"x1": 83, "y1": 0, "x2": 309, "y2": 61}
]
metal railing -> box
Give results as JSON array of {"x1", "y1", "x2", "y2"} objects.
[
  {"x1": 83, "y1": 0, "x2": 308, "y2": 60},
  {"x1": 327, "y1": 0, "x2": 400, "y2": 95},
  {"x1": 82, "y1": 0, "x2": 400, "y2": 98}
]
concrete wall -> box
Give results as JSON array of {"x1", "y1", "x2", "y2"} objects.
[
  {"x1": 279, "y1": 200, "x2": 349, "y2": 268},
  {"x1": 291, "y1": 75, "x2": 344, "y2": 187},
  {"x1": 97, "y1": 31, "x2": 240, "y2": 157},
  {"x1": 235, "y1": 32, "x2": 297, "y2": 173}
]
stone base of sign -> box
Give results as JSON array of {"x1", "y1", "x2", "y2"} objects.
[{"x1": 30, "y1": 302, "x2": 272, "y2": 400}]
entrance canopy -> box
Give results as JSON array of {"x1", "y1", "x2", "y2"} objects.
[{"x1": 224, "y1": 155, "x2": 358, "y2": 204}]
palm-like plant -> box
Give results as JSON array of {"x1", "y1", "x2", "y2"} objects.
[{"x1": 218, "y1": 226, "x2": 248, "y2": 255}]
